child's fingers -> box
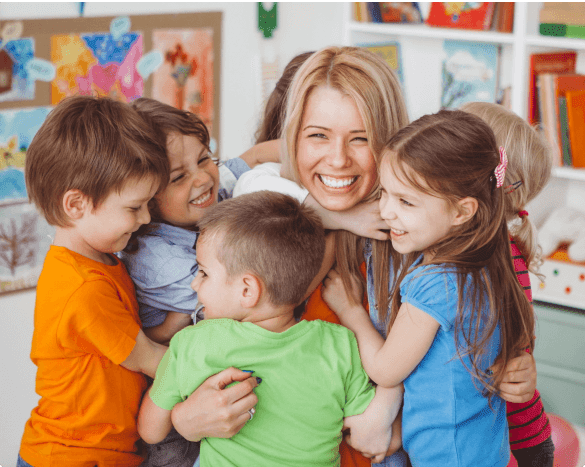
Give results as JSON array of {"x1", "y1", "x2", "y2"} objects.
[{"x1": 498, "y1": 382, "x2": 535, "y2": 404}]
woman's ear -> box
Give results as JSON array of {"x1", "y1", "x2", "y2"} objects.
[
  {"x1": 240, "y1": 274, "x2": 262, "y2": 309},
  {"x1": 453, "y1": 197, "x2": 478, "y2": 226},
  {"x1": 62, "y1": 189, "x2": 89, "y2": 221}
]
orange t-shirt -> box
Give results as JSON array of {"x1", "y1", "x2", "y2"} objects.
[
  {"x1": 303, "y1": 263, "x2": 372, "y2": 467},
  {"x1": 20, "y1": 246, "x2": 148, "y2": 467}
]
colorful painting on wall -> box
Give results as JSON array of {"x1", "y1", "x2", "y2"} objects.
[
  {"x1": 0, "y1": 106, "x2": 54, "y2": 295},
  {"x1": 0, "y1": 13, "x2": 221, "y2": 294},
  {"x1": 0, "y1": 38, "x2": 36, "y2": 102},
  {"x1": 51, "y1": 32, "x2": 144, "y2": 104},
  {"x1": 152, "y1": 28, "x2": 214, "y2": 133}
]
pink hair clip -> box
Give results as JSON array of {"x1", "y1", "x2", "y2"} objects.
[{"x1": 494, "y1": 147, "x2": 508, "y2": 188}]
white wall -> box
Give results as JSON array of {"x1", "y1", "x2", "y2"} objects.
[{"x1": 0, "y1": 2, "x2": 345, "y2": 464}]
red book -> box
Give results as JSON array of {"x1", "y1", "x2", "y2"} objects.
[
  {"x1": 554, "y1": 74, "x2": 585, "y2": 159},
  {"x1": 566, "y1": 89, "x2": 585, "y2": 168},
  {"x1": 426, "y1": 2, "x2": 495, "y2": 30},
  {"x1": 528, "y1": 51, "x2": 577, "y2": 126}
]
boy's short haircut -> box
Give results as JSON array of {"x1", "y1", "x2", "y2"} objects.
[
  {"x1": 198, "y1": 191, "x2": 325, "y2": 306},
  {"x1": 131, "y1": 97, "x2": 210, "y2": 151},
  {"x1": 25, "y1": 95, "x2": 169, "y2": 227}
]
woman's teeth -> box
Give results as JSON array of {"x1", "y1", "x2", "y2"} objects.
[
  {"x1": 319, "y1": 175, "x2": 357, "y2": 188},
  {"x1": 190, "y1": 190, "x2": 211, "y2": 205},
  {"x1": 391, "y1": 228, "x2": 406, "y2": 235}
]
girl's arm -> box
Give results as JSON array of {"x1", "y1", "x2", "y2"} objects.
[
  {"x1": 138, "y1": 388, "x2": 173, "y2": 444},
  {"x1": 238, "y1": 139, "x2": 281, "y2": 168},
  {"x1": 322, "y1": 269, "x2": 440, "y2": 387},
  {"x1": 233, "y1": 162, "x2": 390, "y2": 240},
  {"x1": 120, "y1": 329, "x2": 167, "y2": 378},
  {"x1": 143, "y1": 311, "x2": 193, "y2": 345},
  {"x1": 342, "y1": 384, "x2": 404, "y2": 462}
]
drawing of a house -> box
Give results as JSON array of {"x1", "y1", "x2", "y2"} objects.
[{"x1": 0, "y1": 50, "x2": 14, "y2": 94}]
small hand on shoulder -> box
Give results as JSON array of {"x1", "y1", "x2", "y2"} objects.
[{"x1": 321, "y1": 268, "x2": 366, "y2": 326}]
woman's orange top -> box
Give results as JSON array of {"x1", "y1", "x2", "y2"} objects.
[{"x1": 303, "y1": 263, "x2": 371, "y2": 467}]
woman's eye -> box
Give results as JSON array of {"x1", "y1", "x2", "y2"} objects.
[
  {"x1": 400, "y1": 198, "x2": 413, "y2": 207},
  {"x1": 352, "y1": 136, "x2": 368, "y2": 143},
  {"x1": 129, "y1": 207, "x2": 140, "y2": 212},
  {"x1": 308, "y1": 132, "x2": 326, "y2": 139}
]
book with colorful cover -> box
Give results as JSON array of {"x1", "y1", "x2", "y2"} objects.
[
  {"x1": 553, "y1": 74, "x2": 585, "y2": 161},
  {"x1": 362, "y1": 42, "x2": 405, "y2": 88},
  {"x1": 440, "y1": 40, "x2": 499, "y2": 110},
  {"x1": 537, "y1": 73, "x2": 561, "y2": 166},
  {"x1": 426, "y1": 2, "x2": 495, "y2": 30},
  {"x1": 528, "y1": 51, "x2": 577, "y2": 126},
  {"x1": 558, "y1": 96, "x2": 572, "y2": 167},
  {"x1": 566, "y1": 89, "x2": 585, "y2": 168},
  {"x1": 379, "y1": 2, "x2": 422, "y2": 23}
]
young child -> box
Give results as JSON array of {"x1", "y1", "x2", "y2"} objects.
[
  {"x1": 137, "y1": 191, "x2": 393, "y2": 466},
  {"x1": 119, "y1": 97, "x2": 282, "y2": 345},
  {"x1": 18, "y1": 96, "x2": 170, "y2": 467},
  {"x1": 461, "y1": 102, "x2": 555, "y2": 467},
  {"x1": 117, "y1": 97, "x2": 279, "y2": 467},
  {"x1": 322, "y1": 109, "x2": 536, "y2": 466}
]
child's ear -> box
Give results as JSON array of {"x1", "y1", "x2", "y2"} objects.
[
  {"x1": 453, "y1": 197, "x2": 478, "y2": 226},
  {"x1": 63, "y1": 189, "x2": 89, "y2": 220},
  {"x1": 240, "y1": 273, "x2": 262, "y2": 309}
]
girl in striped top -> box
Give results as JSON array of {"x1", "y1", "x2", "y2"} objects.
[{"x1": 461, "y1": 102, "x2": 555, "y2": 467}]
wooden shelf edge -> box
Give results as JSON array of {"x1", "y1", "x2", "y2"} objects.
[{"x1": 348, "y1": 21, "x2": 515, "y2": 44}]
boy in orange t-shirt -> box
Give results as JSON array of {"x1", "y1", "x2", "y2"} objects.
[{"x1": 18, "y1": 96, "x2": 171, "y2": 467}]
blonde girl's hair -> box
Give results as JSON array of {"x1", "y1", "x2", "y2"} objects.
[
  {"x1": 460, "y1": 102, "x2": 553, "y2": 274},
  {"x1": 281, "y1": 46, "x2": 409, "y2": 319},
  {"x1": 384, "y1": 109, "x2": 535, "y2": 397}
]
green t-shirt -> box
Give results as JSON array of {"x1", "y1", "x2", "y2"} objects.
[{"x1": 150, "y1": 319, "x2": 375, "y2": 467}]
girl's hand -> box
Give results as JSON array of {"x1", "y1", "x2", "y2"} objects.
[
  {"x1": 322, "y1": 269, "x2": 365, "y2": 325},
  {"x1": 305, "y1": 196, "x2": 390, "y2": 240},
  {"x1": 491, "y1": 353, "x2": 537, "y2": 403}
]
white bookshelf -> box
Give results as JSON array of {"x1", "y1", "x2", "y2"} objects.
[{"x1": 343, "y1": 2, "x2": 585, "y2": 310}]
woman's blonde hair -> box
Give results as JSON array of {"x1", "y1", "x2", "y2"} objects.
[
  {"x1": 281, "y1": 46, "x2": 409, "y2": 317},
  {"x1": 460, "y1": 102, "x2": 553, "y2": 274}
]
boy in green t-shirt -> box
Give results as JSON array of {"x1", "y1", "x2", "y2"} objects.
[{"x1": 138, "y1": 191, "x2": 391, "y2": 466}]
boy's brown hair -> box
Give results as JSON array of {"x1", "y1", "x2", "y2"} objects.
[
  {"x1": 25, "y1": 95, "x2": 169, "y2": 227},
  {"x1": 197, "y1": 191, "x2": 325, "y2": 306},
  {"x1": 131, "y1": 97, "x2": 210, "y2": 152}
]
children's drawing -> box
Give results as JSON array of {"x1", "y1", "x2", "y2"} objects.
[
  {"x1": 0, "y1": 38, "x2": 35, "y2": 102},
  {"x1": 0, "y1": 106, "x2": 54, "y2": 295},
  {"x1": 51, "y1": 31, "x2": 143, "y2": 104},
  {"x1": 152, "y1": 28, "x2": 214, "y2": 133}
]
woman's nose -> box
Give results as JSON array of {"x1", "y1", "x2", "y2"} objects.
[{"x1": 325, "y1": 139, "x2": 351, "y2": 169}]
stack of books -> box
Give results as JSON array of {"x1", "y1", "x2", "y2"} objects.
[
  {"x1": 425, "y1": 2, "x2": 514, "y2": 33},
  {"x1": 528, "y1": 51, "x2": 585, "y2": 168},
  {"x1": 353, "y1": 3, "x2": 422, "y2": 24},
  {"x1": 540, "y1": 2, "x2": 585, "y2": 39}
]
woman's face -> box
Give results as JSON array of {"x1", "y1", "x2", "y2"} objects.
[{"x1": 296, "y1": 86, "x2": 377, "y2": 212}]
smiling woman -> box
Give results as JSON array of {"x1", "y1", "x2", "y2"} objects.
[{"x1": 295, "y1": 86, "x2": 378, "y2": 212}]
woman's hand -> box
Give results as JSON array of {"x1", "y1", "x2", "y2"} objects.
[
  {"x1": 492, "y1": 353, "x2": 537, "y2": 403},
  {"x1": 304, "y1": 196, "x2": 389, "y2": 240},
  {"x1": 171, "y1": 367, "x2": 260, "y2": 441},
  {"x1": 322, "y1": 268, "x2": 365, "y2": 326}
]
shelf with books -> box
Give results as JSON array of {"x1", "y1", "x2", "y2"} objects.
[{"x1": 343, "y1": 2, "x2": 585, "y2": 311}]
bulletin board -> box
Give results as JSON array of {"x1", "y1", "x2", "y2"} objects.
[{"x1": 0, "y1": 12, "x2": 222, "y2": 295}]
